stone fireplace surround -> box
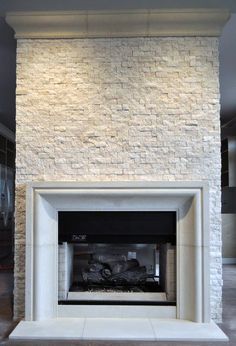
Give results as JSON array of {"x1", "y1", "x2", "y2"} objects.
[
  {"x1": 6, "y1": 7, "x2": 231, "y2": 341},
  {"x1": 10, "y1": 182, "x2": 227, "y2": 341}
]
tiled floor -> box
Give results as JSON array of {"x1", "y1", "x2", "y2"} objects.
[{"x1": 1, "y1": 265, "x2": 236, "y2": 345}]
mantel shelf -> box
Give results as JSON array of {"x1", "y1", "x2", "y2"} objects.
[{"x1": 6, "y1": 9, "x2": 230, "y2": 39}]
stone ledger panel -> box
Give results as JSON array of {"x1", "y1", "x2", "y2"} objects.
[{"x1": 15, "y1": 37, "x2": 221, "y2": 321}]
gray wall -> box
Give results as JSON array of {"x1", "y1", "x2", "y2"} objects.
[
  {"x1": 220, "y1": 13, "x2": 236, "y2": 124},
  {"x1": 0, "y1": 17, "x2": 16, "y2": 132},
  {"x1": 222, "y1": 214, "x2": 236, "y2": 260}
]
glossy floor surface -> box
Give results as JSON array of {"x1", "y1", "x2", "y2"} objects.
[{"x1": 0, "y1": 265, "x2": 235, "y2": 345}]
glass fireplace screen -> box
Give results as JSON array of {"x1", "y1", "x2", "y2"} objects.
[{"x1": 58, "y1": 211, "x2": 176, "y2": 306}]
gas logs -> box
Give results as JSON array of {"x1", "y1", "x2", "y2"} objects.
[{"x1": 81, "y1": 258, "x2": 147, "y2": 285}]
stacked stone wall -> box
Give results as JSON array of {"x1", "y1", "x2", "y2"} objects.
[{"x1": 15, "y1": 37, "x2": 222, "y2": 321}]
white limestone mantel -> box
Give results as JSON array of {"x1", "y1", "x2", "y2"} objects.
[
  {"x1": 24, "y1": 181, "x2": 210, "y2": 323},
  {"x1": 10, "y1": 181, "x2": 229, "y2": 341},
  {"x1": 6, "y1": 9, "x2": 230, "y2": 39}
]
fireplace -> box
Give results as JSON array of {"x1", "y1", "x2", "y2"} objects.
[
  {"x1": 7, "y1": 7, "x2": 230, "y2": 340},
  {"x1": 9, "y1": 181, "x2": 228, "y2": 341},
  {"x1": 22, "y1": 181, "x2": 207, "y2": 320},
  {"x1": 58, "y1": 211, "x2": 176, "y2": 306}
]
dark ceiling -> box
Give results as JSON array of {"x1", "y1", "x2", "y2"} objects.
[
  {"x1": 0, "y1": 0, "x2": 236, "y2": 132},
  {"x1": 0, "y1": 0, "x2": 236, "y2": 12}
]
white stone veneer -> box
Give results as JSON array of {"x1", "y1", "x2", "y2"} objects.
[{"x1": 15, "y1": 37, "x2": 222, "y2": 321}]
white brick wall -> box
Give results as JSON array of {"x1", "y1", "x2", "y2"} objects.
[{"x1": 15, "y1": 37, "x2": 222, "y2": 321}]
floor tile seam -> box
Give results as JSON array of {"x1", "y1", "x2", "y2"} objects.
[
  {"x1": 81, "y1": 317, "x2": 86, "y2": 339},
  {"x1": 148, "y1": 318, "x2": 159, "y2": 341},
  {"x1": 81, "y1": 317, "x2": 157, "y2": 341}
]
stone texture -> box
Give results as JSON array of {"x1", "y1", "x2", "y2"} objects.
[{"x1": 15, "y1": 37, "x2": 222, "y2": 321}]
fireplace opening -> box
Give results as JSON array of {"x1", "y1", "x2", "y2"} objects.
[{"x1": 58, "y1": 211, "x2": 176, "y2": 306}]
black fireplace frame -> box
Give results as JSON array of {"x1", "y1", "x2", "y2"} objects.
[{"x1": 58, "y1": 211, "x2": 176, "y2": 244}]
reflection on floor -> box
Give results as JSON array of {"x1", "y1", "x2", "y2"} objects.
[
  {"x1": 0, "y1": 265, "x2": 236, "y2": 345},
  {"x1": 0, "y1": 272, "x2": 16, "y2": 343}
]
